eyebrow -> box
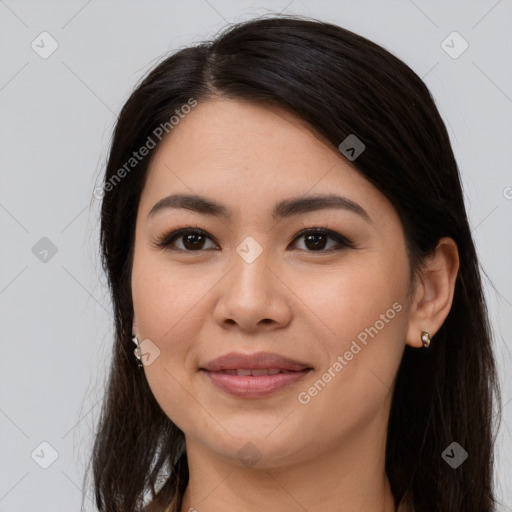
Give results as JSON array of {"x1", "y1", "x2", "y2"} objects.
[{"x1": 147, "y1": 193, "x2": 373, "y2": 223}]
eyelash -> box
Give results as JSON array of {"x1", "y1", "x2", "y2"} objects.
[{"x1": 153, "y1": 224, "x2": 356, "y2": 254}]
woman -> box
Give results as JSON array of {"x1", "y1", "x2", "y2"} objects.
[{"x1": 87, "y1": 15, "x2": 501, "y2": 512}]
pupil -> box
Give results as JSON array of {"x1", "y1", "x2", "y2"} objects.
[
  {"x1": 184, "y1": 234, "x2": 204, "y2": 250},
  {"x1": 305, "y1": 233, "x2": 326, "y2": 250}
]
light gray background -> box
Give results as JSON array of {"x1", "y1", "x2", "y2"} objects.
[{"x1": 1, "y1": 0, "x2": 511, "y2": 510}]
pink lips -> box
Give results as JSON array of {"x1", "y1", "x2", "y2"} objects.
[{"x1": 199, "y1": 351, "x2": 313, "y2": 398}]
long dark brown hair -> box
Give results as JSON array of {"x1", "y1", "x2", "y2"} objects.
[{"x1": 85, "y1": 14, "x2": 502, "y2": 512}]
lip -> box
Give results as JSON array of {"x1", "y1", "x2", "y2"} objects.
[
  {"x1": 201, "y1": 351, "x2": 312, "y2": 372},
  {"x1": 199, "y1": 351, "x2": 313, "y2": 398},
  {"x1": 201, "y1": 370, "x2": 312, "y2": 398}
]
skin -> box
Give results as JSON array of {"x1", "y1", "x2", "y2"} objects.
[{"x1": 131, "y1": 98, "x2": 459, "y2": 512}]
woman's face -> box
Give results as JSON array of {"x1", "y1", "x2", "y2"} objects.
[{"x1": 131, "y1": 98, "x2": 414, "y2": 467}]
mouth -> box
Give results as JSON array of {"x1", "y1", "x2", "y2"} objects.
[{"x1": 199, "y1": 352, "x2": 314, "y2": 398}]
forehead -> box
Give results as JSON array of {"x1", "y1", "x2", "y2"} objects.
[{"x1": 138, "y1": 98, "x2": 387, "y2": 221}]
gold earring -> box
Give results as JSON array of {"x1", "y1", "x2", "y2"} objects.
[{"x1": 421, "y1": 331, "x2": 431, "y2": 348}]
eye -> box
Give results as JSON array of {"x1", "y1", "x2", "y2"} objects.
[
  {"x1": 154, "y1": 228, "x2": 218, "y2": 252},
  {"x1": 289, "y1": 227, "x2": 355, "y2": 252},
  {"x1": 154, "y1": 225, "x2": 355, "y2": 253}
]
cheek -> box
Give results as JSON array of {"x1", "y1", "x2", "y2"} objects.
[
  {"x1": 131, "y1": 249, "x2": 214, "y2": 419},
  {"x1": 131, "y1": 250, "x2": 206, "y2": 341},
  {"x1": 294, "y1": 253, "x2": 409, "y2": 410},
  {"x1": 296, "y1": 252, "x2": 409, "y2": 349}
]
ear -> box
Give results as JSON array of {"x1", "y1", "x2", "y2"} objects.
[
  {"x1": 132, "y1": 316, "x2": 138, "y2": 337},
  {"x1": 406, "y1": 237, "x2": 460, "y2": 348}
]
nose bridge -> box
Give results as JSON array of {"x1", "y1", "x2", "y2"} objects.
[
  {"x1": 228, "y1": 238, "x2": 273, "y2": 303},
  {"x1": 214, "y1": 237, "x2": 291, "y2": 330}
]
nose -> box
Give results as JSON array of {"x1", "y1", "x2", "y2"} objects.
[{"x1": 212, "y1": 247, "x2": 293, "y2": 333}]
